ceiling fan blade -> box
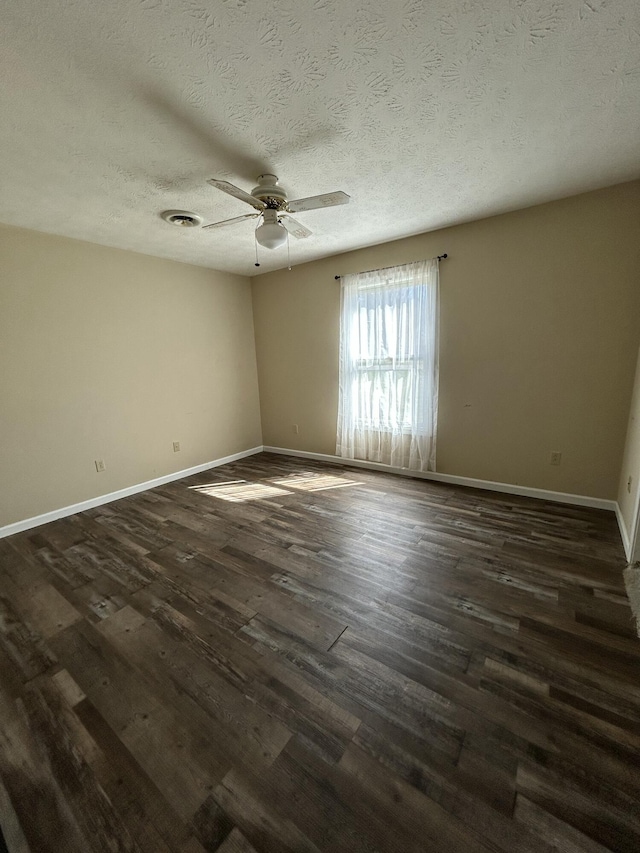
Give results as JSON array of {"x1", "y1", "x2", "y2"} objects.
[
  {"x1": 207, "y1": 178, "x2": 266, "y2": 210},
  {"x1": 280, "y1": 215, "x2": 312, "y2": 239},
  {"x1": 202, "y1": 213, "x2": 259, "y2": 230},
  {"x1": 287, "y1": 191, "x2": 350, "y2": 213}
]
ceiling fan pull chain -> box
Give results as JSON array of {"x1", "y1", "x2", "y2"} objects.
[
  {"x1": 254, "y1": 231, "x2": 260, "y2": 267},
  {"x1": 287, "y1": 230, "x2": 291, "y2": 270}
]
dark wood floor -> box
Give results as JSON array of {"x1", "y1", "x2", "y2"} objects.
[{"x1": 1, "y1": 453, "x2": 639, "y2": 853}]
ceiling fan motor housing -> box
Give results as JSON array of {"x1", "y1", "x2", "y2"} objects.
[{"x1": 251, "y1": 174, "x2": 288, "y2": 210}]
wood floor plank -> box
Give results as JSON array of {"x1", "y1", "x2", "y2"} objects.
[
  {"x1": 516, "y1": 763, "x2": 640, "y2": 852},
  {"x1": 0, "y1": 587, "x2": 57, "y2": 682},
  {"x1": 0, "y1": 680, "x2": 92, "y2": 852},
  {"x1": 21, "y1": 583, "x2": 83, "y2": 638},
  {"x1": 0, "y1": 453, "x2": 636, "y2": 852},
  {"x1": 337, "y1": 740, "x2": 501, "y2": 852},
  {"x1": 95, "y1": 604, "x2": 294, "y2": 770},
  {"x1": 0, "y1": 772, "x2": 32, "y2": 853},
  {"x1": 19, "y1": 678, "x2": 141, "y2": 853},
  {"x1": 216, "y1": 827, "x2": 260, "y2": 853},
  {"x1": 212, "y1": 766, "x2": 322, "y2": 853},
  {"x1": 50, "y1": 620, "x2": 227, "y2": 823},
  {"x1": 74, "y1": 697, "x2": 207, "y2": 853},
  {"x1": 513, "y1": 794, "x2": 615, "y2": 853}
]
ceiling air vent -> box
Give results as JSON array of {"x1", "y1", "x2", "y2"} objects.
[{"x1": 161, "y1": 210, "x2": 203, "y2": 227}]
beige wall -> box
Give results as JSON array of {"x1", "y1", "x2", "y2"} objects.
[
  {"x1": 0, "y1": 224, "x2": 262, "y2": 527},
  {"x1": 618, "y1": 346, "x2": 640, "y2": 556},
  {"x1": 3, "y1": 180, "x2": 639, "y2": 529},
  {"x1": 252, "y1": 180, "x2": 640, "y2": 500}
]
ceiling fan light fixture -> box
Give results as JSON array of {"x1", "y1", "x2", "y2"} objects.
[{"x1": 255, "y1": 211, "x2": 288, "y2": 249}]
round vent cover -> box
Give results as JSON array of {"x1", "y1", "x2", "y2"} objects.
[{"x1": 161, "y1": 210, "x2": 203, "y2": 227}]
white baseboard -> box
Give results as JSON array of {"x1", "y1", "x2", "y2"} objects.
[
  {"x1": 0, "y1": 446, "x2": 264, "y2": 540},
  {"x1": 616, "y1": 503, "x2": 633, "y2": 562},
  {"x1": 263, "y1": 446, "x2": 617, "y2": 512},
  {"x1": 3, "y1": 444, "x2": 622, "y2": 547},
  {"x1": 623, "y1": 566, "x2": 640, "y2": 637}
]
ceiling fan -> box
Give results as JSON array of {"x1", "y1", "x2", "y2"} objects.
[{"x1": 204, "y1": 174, "x2": 350, "y2": 249}]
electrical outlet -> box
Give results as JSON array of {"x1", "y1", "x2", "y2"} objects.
[
  {"x1": 292, "y1": 424, "x2": 299, "y2": 434},
  {"x1": 95, "y1": 459, "x2": 106, "y2": 473},
  {"x1": 549, "y1": 451, "x2": 562, "y2": 466},
  {"x1": 173, "y1": 441, "x2": 181, "y2": 452},
  {"x1": 628, "y1": 475, "x2": 633, "y2": 493}
]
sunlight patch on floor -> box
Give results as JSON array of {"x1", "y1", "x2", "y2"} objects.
[
  {"x1": 189, "y1": 472, "x2": 363, "y2": 502},
  {"x1": 189, "y1": 481, "x2": 293, "y2": 502},
  {"x1": 270, "y1": 473, "x2": 364, "y2": 492}
]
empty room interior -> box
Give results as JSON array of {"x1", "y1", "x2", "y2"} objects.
[{"x1": 2, "y1": 2, "x2": 640, "y2": 852}]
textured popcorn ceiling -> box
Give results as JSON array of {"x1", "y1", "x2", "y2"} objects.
[{"x1": 1, "y1": 1, "x2": 640, "y2": 277}]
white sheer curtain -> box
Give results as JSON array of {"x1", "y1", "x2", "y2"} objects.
[{"x1": 336, "y1": 258, "x2": 439, "y2": 472}]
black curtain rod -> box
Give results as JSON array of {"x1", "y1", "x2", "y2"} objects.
[{"x1": 334, "y1": 254, "x2": 447, "y2": 280}]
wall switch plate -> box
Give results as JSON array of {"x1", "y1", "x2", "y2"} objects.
[
  {"x1": 173, "y1": 441, "x2": 181, "y2": 452},
  {"x1": 95, "y1": 459, "x2": 106, "y2": 473},
  {"x1": 550, "y1": 451, "x2": 562, "y2": 466},
  {"x1": 292, "y1": 424, "x2": 299, "y2": 434}
]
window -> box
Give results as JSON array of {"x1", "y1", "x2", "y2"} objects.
[{"x1": 337, "y1": 259, "x2": 439, "y2": 472}]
